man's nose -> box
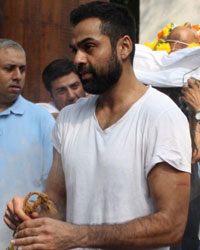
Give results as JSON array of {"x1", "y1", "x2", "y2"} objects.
[
  {"x1": 67, "y1": 89, "x2": 77, "y2": 102},
  {"x1": 74, "y1": 50, "x2": 87, "y2": 65},
  {"x1": 12, "y1": 68, "x2": 22, "y2": 80}
]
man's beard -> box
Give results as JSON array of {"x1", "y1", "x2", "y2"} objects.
[{"x1": 78, "y1": 51, "x2": 122, "y2": 95}]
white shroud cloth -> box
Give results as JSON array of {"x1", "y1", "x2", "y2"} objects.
[{"x1": 134, "y1": 44, "x2": 200, "y2": 87}]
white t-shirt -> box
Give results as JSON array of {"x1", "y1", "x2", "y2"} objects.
[
  {"x1": 52, "y1": 86, "x2": 191, "y2": 250},
  {"x1": 37, "y1": 102, "x2": 59, "y2": 114}
]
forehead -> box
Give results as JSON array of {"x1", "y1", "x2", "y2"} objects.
[
  {"x1": 0, "y1": 48, "x2": 26, "y2": 65},
  {"x1": 52, "y1": 72, "x2": 80, "y2": 88},
  {"x1": 71, "y1": 17, "x2": 104, "y2": 45},
  {"x1": 171, "y1": 27, "x2": 198, "y2": 39}
]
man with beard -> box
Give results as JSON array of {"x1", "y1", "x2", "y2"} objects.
[{"x1": 5, "y1": 2, "x2": 191, "y2": 250}]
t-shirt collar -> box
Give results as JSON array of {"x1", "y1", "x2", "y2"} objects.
[{"x1": 0, "y1": 95, "x2": 25, "y2": 116}]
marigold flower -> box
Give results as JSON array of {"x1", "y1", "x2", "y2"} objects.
[
  {"x1": 188, "y1": 43, "x2": 200, "y2": 48},
  {"x1": 144, "y1": 23, "x2": 200, "y2": 54}
]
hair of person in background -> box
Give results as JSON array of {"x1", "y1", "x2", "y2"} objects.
[
  {"x1": 0, "y1": 38, "x2": 26, "y2": 55},
  {"x1": 42, "y1": 58, "x2": 78, "y2": 93}
]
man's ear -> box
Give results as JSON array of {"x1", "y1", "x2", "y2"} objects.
[{"x1": 118, "y1": 35, "x2": 133, "y2": 61}]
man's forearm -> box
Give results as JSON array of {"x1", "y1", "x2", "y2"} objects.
[{"x1": 74, "y1": 211, "x2": 185, "y2": 249}]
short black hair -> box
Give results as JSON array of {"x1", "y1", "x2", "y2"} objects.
[
  {"x1": 70, "y1": 1, "x2": 136, "y2": 63},
  {"x1": 42, "y1": 58, "x2": 78, "y2": 92}
]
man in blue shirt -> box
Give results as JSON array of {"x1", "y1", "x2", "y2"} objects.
[{"x1": 0, "y1": 39, "x2": 55, "y2": 248}]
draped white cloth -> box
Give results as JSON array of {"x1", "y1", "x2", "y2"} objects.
[{"x1": 134, "y1": 44, "x2": 200, "y2": 87}]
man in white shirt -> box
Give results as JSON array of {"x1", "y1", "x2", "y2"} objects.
[{"x1": 5, "y1": 2, "x2": 191, "y2": 250}]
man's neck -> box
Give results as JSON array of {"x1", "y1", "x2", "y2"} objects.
[
  {"x1": 97, "y1": 68, "x2": 146, "y2": 109},
  {"x1": 95, "y1": 70, "x2": 148, "y2": 130},
  {"x1": 0, "y1": 99, "x2": 16, "y2": 113}
]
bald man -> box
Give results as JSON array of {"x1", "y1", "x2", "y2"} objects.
[{"x1": 167, "y1": 24, "x2": 199, "y2": 52}]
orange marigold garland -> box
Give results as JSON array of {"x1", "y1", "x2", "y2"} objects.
[
  {"x1": 192, "y1": 24, "x2": 200, "y2": 40},
  {"x1": 144, "y1": 22, "x2": 200, "y2": 53}
]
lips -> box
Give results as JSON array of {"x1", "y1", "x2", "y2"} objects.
[
  {"x1": 81, "y1": 72, "x2": 93, "y2": 80},
  {"x1": 78, "y1": 70, "x2": 92, "y2": 80},
  {"x1": 78, "y1": 64, "x2": 93, "y2": 81},
  {"x1": 8, "y1": 84, "x2": 22, "y2": 93}
]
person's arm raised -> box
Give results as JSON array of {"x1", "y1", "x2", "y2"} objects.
[{"x1": 182, "y1": 78, "x2": 200, "y2": 163}]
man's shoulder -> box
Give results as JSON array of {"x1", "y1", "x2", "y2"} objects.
[
  {"x1": 140, "y1": 87, "x2": 186, "y2": 120},
  {"x1": 21, "y1": 97, "x2": 55, "y2": 122},
  {"x1": 144, "y1": 87, "x2": 181, "y2": 110}
]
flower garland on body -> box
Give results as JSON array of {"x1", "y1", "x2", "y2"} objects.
[{"x1": 144, "y1": 22, "x2": 200, "y2": 53}]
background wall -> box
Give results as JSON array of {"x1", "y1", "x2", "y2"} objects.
[{"x1": 139, "y1": 0, "x2": 200, "y2": 44}]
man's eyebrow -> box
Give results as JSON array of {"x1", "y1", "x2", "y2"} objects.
[
  {"x1": 69, "y1": 37, "x2": 94, "y2": 49},
  {"x1": 4, "y1": 63, "x2": 26, "y2": 68},
  {"x1": 69, "y1": 81, "x2": 80, "y2": 86}
]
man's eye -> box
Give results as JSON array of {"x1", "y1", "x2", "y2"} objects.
[
  {"x1": 71, "y1": 47, "x2": 77, "y2": 54},
  {"x1": 85, "y1": 44, "x2": 95, "y2": 51},
  {"x1": 4, "y1": 66, "x2": 14, "y2": 72},
  {"x1": 57, "y1": 88, "x2": 66, "y2": 94},
  {"x1": 71, "y1": 83, "x2": 79, "y2": 89},
  {"x1": 20, "y1": 66, "x2": 26, "y2": 73}
]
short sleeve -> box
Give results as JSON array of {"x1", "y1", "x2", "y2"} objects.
[
  {"x1": 145, "y1": 107, "x2": 192, "y2": 177},
  {"x1": 51, "y1": 111, "x2": 63, "y2": 154}
]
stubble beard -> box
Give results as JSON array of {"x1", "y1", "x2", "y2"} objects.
[{"x1": 79, "y1": 51, "x2": 122, "y2": 95}]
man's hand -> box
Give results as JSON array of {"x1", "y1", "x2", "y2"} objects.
[
  {"x1": 181, "y1": 78, "x2": 200, "y2": 111},
  {"x1": 11, "y1": 217, "x2": 87, "y2": 250},
  {"x1": 4, "y1": 196, "x2": 37, "y2": 231}
]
